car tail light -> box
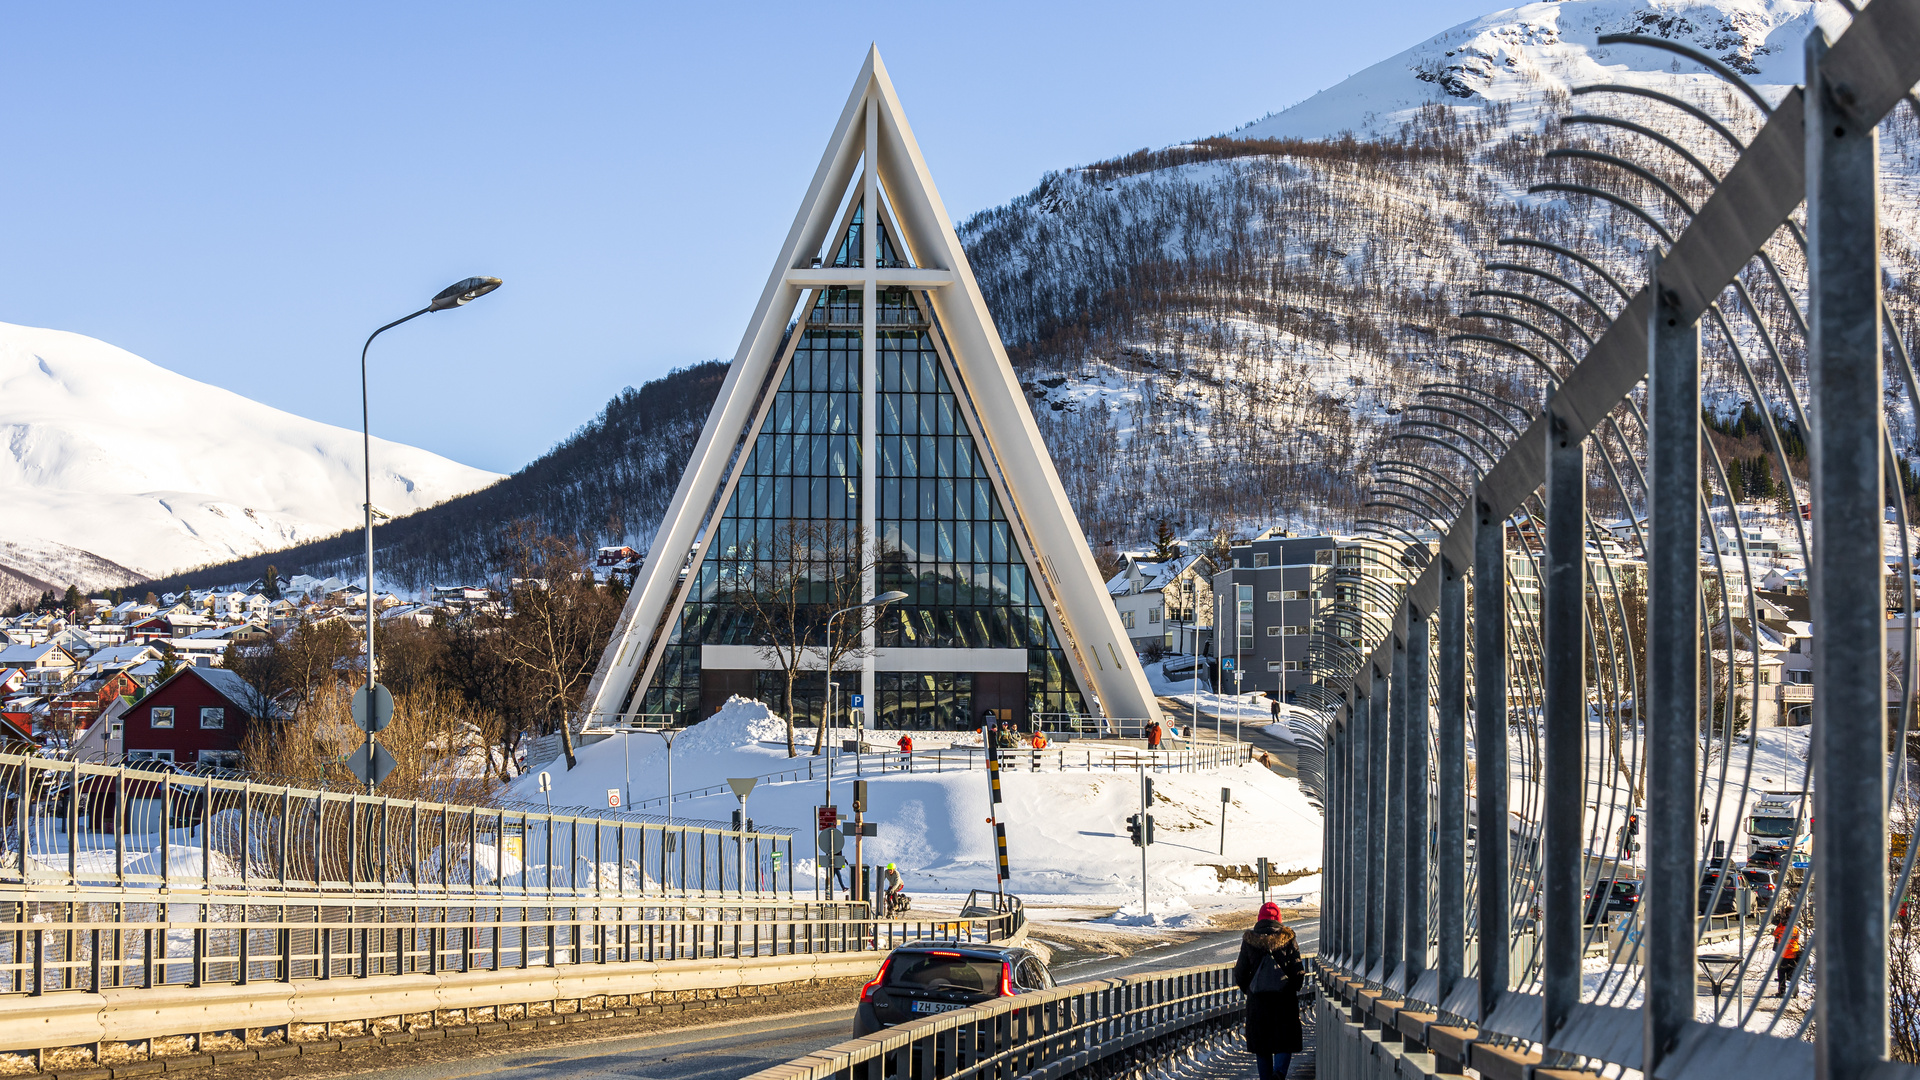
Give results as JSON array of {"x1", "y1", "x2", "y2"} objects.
[
  {"x1": 860, "y1": 956, "x2": 892, "y2": 1003},
  {"x1": 1000, "y1": 962, "x2": 1014, "y2": 997}
]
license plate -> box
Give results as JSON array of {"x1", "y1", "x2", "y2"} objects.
[{"x1": 912, "y1": 1000, "x2": 963, "y2": 1014}]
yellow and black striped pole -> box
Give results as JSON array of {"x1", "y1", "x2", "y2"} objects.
[{"x1": 986, "y1": 716, "x2": 1009, "y2": 896}]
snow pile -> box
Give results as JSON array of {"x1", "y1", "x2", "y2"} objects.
[
  {"x1": 0, "y1": 320, "x2": 502, "y2": 581},
  {"x1": 516, "y1": 700, "x2": 1323, "y2": 908},
  {"x1": 1097, "y1": 896, "x2": 1209, "y2": 930}
]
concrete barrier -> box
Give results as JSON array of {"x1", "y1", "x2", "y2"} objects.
[{"x1": 0, "y1": 951, "x2": 886, "y2": 1070}]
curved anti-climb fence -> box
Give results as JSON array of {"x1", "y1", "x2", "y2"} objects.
[
  {"x1": 0, "y1": 752, "x2": 1026, "y2": 995},
  {"x1": 1296, "y1": 8, "x2": 1920, "y2": 1079}
]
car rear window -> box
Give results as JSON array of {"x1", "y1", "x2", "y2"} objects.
[{"x1": 886, "y1": 953, "x2": 1003, "y2": 994}]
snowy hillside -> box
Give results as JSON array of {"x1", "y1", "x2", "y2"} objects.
[
  {"x1": 1237, "y1": 0, "x2": 1820, "y2": 141},
  {"x1": 0, "y1": 321, "x2": 502, "y2": 589},
  {"x1": 960, "y1": 0, "x2": 1920, "y2": 547}
]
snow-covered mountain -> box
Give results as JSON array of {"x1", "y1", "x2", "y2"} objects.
[
  {"x1": 1237, "y1": 0, "x2": 1823, "y2": 142},
  {"x1": 960, "y1": 0, "x2": 1919, "y2": 547},
  {"x1": 0, "y1": 321, "x2": 502, "y2": 595}
]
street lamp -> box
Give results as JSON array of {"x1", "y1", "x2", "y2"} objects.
[
  {"x1": 358, "y1": 277, "x2": 501, "y2": 792},
  {"x1": 821, "y1": 589, "x2": 907, "y2": 898}
]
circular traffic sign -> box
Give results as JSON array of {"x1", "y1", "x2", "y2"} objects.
[
  {"x1": 352, "y1": 684, "x2": 394, "y2": 733},
  {"x1": 817, "y1": 828, "x2": 844, "y2": 855}
]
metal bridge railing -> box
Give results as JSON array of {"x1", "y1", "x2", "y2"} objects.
[
  {"x1": 0, "y1": 750, "x2": 1028, "y2": 996},
  {"x1": 1301, "y1": 7, "x2": 1920, "y2": 1079},
  {"x1": 624, "y1": 743, "x2": 1251, "y2": 811},
  {"x1": 741, "y1": 961, "x2": 1247, "y2": 1080}
]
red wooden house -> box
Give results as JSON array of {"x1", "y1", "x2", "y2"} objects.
[{"x1": 121, "y1": 667, "x2": 282, "y2": 770}]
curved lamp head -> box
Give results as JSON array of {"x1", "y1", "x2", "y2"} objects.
[
  {"x1": 871, "y1": 590, "x2": 909, "y2": 606},
  {"x1": 429, "y1": 276, "x2": 502, "y2": 311}
]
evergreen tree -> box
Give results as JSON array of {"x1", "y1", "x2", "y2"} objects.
[
  {"x1": 63, "y1": 584, "x2": 82, "y2": 613},
  {"x1": 1151, "y1": 519, "x2": 1183, "y2": 562},
  {"x1": 1748, "y1": 454, "x2": 1774, "y2": 500},
  {"x1": 1725, "y1": 459, "x2": 1745, "y2": 503},
  {"x1": 263, "y1": 565, "x2": 282, "y2": 601}
]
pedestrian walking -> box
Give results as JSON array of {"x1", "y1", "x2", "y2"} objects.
[
  {"x1": 1233, "y1": 901, "x2": 1305, "y2": 1080},
  {"x1": 1270, "y1": 696, "x2": 1280, "y2": 722},
  {"x1": 1146, "y1": 720, "x2": 1163, "y2": 750}
]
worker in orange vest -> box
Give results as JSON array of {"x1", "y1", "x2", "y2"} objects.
[{"x1": 1772, "y1": 913, "x2": 1804, "y2": 996}]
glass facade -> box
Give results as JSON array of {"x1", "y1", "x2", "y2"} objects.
[{"x1": 640, "y1": 204, "x2": 1089, "y2": 729}]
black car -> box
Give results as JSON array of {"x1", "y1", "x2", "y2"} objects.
[
  {"x1": 1584, "y1": 879, "x2": 1642, "y2": 923},
  {"x1": 852, "y1": 942, "x2": 1053, "y2": 1036}
]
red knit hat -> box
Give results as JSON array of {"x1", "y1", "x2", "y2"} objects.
[{"x1": 1258, "y1": 901, "x2": 1282, "y2": 922}]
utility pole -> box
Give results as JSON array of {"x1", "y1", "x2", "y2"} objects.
[
  {"x1": 1220, "y1": 786, "x2": 1231, "y2": 856},
  {"x1": 1135, "y1": 769, "x2": 1155, "y2": 915},
  {"x1": 852, "y1": 779, "x2": 867, "y2": 905}
]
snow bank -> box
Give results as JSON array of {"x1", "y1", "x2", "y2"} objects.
[{"x1": 520, "y1": 698, "x2": 1324, "y2": 908}]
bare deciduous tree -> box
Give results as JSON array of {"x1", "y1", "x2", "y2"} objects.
[{"x1": 719, "y1": 518, "x2": 880, "y2": 757}]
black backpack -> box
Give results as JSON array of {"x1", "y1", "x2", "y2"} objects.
[{"x1": 1250, "y1": 948, "x2": 1292, "y2": 994}]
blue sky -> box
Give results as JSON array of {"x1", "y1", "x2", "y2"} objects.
[{"x1": 0, "y1": 1, "x2": 1492, "y2": 474}]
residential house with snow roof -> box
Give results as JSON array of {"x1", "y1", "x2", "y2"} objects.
[
  {"x1": 1106, "y1": 552, "x2": 1213, "y2": 656},
  {"x1": 0, "y1": 642, "x2": 78, "y2": 696},
  {"x1": 121, "y1": 666, "x2": 285, "y2": 770}
]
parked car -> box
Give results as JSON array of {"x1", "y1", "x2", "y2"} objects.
[
  {"x1": 1584, "y1": 879, "x2": 1642, "y2": 923},
  {"x1": 852, "y1": 942, "x2": 1054, "y2": 1036}
]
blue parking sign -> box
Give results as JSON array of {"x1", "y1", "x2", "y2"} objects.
[{"x1": 851, "y1": 694, "x2": 865, "y2": 709}]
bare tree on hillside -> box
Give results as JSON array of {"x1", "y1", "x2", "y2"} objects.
[
  {"x1": 494, "y1": 521, "x2": 623, "y2": 771},
  {"x1": 719, "y1": 518, "x2": 880, "y2": 758}
]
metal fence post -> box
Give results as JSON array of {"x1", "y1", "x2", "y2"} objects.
[
  {"x1": 1405, "y1": 605, "x2": 1430, "y2": 992},
  {"x1": 1473, "y1": 494, "x2": 1510, "y2": 1021},
  {"x1": 1435, "y1": 555, "x2": 1466, "y2": 1008},
  {"x1": 1541, "y1": 406, "x2": 1585, "y2": 1046},
  {"x1": 1807, "y1": 27, "x2": 1889, "y2": 1078},
  {"x1": 1349, "y1": 690, "x2": 1369, "y2": 970},
  {"x1": 1367, "y1": 662, "x2": 1389, "y2": 981},
  {"x1": 1644, "y1": 248, "x2": 1700, "y2": 1074},
  {"x1": 1385, "y1": 633, "x2": 1408, "y2": 988},
  {"x1": 1326, "y1": 710, "x2": 1342, "y2": 962}
]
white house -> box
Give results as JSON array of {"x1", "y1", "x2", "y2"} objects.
[{"x1": 1105, "y1": 552, "x2": 1212, "y2": 655}]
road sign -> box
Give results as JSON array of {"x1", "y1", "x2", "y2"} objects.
[
  {"x1": 538, "y1": 771, "x2": 552, "y2": 793},
  {"x1": 606, "y1": 789, "x2": 621, "y2": 808},
  {"x1": 351, "y1": 684, "x2": 394, "y2": 733},
  {"x1": 818, "y1": 806, "x2": 838, "y2": 829},
  {"x1": 1221, "y1": 658, "x2": 1236, "y2": 672},
  {"x1": 343, "y1": 742, "x2": 396, "y2": 787},
  {"x1": 727, "y1": 777, "x2": 759, "y2": 800},
  {"x1": 817, "y1": 828, "x2": 844, "y2": 855},
  {"x1": 851, "y1": 694, "x2": 865, "y2": 709}
]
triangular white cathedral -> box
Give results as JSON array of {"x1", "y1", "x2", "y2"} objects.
[{"x1": 580, "y1": 47, "x2": 1161, "y2": 730}]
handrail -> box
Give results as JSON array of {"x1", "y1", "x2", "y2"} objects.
[{"x1": 741, "y1": 961, "x2": 1247, "y2": 1080}]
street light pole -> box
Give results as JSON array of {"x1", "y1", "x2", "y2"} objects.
[
  {"x1": 820, "y1": 590, "x2": 907, "y2": 899},
  {"x1": 357, "y1": 276, "x2": 501, "y2": 794}
]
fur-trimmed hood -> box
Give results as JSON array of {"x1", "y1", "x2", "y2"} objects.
[{"x1": 1243, "y1": 923, "x2": 1296, "y2": 952}]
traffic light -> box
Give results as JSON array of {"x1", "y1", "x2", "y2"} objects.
[
  {"x1": 1143, "y1": 777, "x2": 1155, "y2": 804},
  {"x1": 852, "y1": 781, "x2": 869, "y2": 813},
  {"x1": 732, "y1": 810, "x2": 744, "y2": 830},
  {"x1": 1127, "y1": 814, "x2": 1143, "y2": 846},
  {"x1": 1621, "y1": 812, "x2": 1641, "y2": 853},
  {"x1": 1145, "y1": 814, "x2": 1157, "y2": 846}
]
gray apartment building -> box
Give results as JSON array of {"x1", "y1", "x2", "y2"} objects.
[{"x1": 1207, "y1": 534, "x2": 1352, "y2": 699}]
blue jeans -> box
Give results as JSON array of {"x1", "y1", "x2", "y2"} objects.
[{"x1": 1254, "y1": 1052, "x2": 1292, "y2": 1080}]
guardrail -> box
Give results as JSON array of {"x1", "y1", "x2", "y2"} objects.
[
  {"x1": 741, "y1": 961, "x2": 1247, "y2": 1080},
  {"x1": 626, "y1": 743, "x2": 1252, "y2": 811}
]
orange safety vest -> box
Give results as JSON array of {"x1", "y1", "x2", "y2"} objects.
[{"x1": 1773, "y1": 924, "x2": 1802, "y2": 958}]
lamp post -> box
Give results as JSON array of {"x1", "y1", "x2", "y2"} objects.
[
  {"x1": 821, "y1": 590, "x2": 907, "y2": 898},
  {"x1": 357, "y1": 277, "x2": 501, "y2": 793}
]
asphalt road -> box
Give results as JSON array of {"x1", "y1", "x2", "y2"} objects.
[{"x1": 325, "y1": 919, "x2": 1319, "y2": 1080}]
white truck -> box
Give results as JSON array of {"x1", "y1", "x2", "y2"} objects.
[{"x1": 1748, "y1": 790, "x2": 1811, "y2": 877}]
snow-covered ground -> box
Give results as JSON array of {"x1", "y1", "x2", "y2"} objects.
[
  {"x1": 0, "y1": 320, "x2": 502, "y2": 582},
  {"x1": 509, "y1": 699, "x2": 1324, "y2": 911}
]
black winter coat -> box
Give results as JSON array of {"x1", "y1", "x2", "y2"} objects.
[{"x1": 1233, "y1": 920, "x2": 1304, "y2": 1054}]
